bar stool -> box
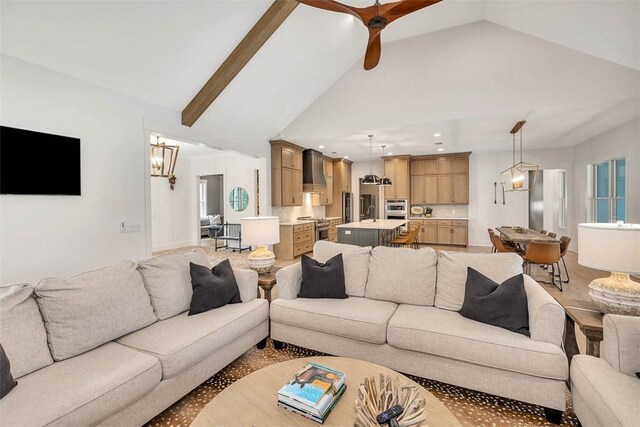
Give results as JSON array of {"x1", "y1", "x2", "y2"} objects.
[
  {"x1": 558, "y1": 236, "x2": 571, "y2": 283},
  {"x1": 522, "y1": 241, "x2": 562, "y2": 290},
  {"x1": 391, "y1": 225, "x2": 420, "y2": 249}
]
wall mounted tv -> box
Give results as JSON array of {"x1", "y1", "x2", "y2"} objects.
[{"x1": 0, "y1": 126, "x2": 81, "y2": 195}]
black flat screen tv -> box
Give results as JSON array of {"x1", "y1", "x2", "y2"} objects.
[{"x1": 0, "y1": 126, "x2": 81, "y2": 195}]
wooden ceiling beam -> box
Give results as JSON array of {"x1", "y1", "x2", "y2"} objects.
[{"x1": 181, "y1": 0, "x2": 299, "y2": 127}]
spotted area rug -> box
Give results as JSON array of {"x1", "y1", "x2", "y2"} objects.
[{"x1": 146, "y1": 339, "x2": 577, "y2": 427}]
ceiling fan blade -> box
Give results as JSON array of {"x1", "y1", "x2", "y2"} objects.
[
  {"x1": 297, "y1": 0, "x2": 365, "y2": 22},
  {"x1": 384, "y1": 0, "x2": 442, "y2": 23},
  {"x1": 363, "y1": 30, "x2": 382, "y2": 70}
]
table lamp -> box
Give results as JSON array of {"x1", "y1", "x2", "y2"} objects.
[
  {"x1": 241, "y1": 216, "x2": 280, "y2": 274},
  {"x1": 578, "y1": 223, "x2": 640, "y2": 316}
]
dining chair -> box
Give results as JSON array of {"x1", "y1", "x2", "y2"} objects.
[
  {"x1": 492, "y1": 233, "x2": 525, "y2": 255},
  {"x1": 547, "y1": 232, "x2": 557, "y2": 238},
  {"x1": 558, "y1": 236, "x2": 571, "y2": 283},
  {"x1": 540, "y1": 229, "x2": 548, "y2": 235},
  {"x1": 488, "y1": 228, "x2": 497, "y2": 253},
  {"x1": 522, "y1": 241, "x2": 562, "y2": 290}
]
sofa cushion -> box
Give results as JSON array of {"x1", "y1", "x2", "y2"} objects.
[
  {"x1": 365, "y1": 246, "x2": 437, "y2": 306},
  {"x1": 0, "y1": 342, "x2": 161, "y2": 427},
  {"x1": 35, "y1": 261, "x2": 156, "y2": 361},
  {"x1": 189, "y1": 260, "x2": 241, "y2": 316},
  {"x1": 117, "y1": 299, "x2": 268, "y2": 379},
  {"x1": 387, "y1": 305, "x2": 567, "y2": 380},
  {"x1": 435, "y1": 251, "x2": 523, "y2": 311},
  {"x1": 571, "y1": 355, "x2": 640, "y2": 427},
  {"x1": 299, "y1": 254, "x2": 347, "y2": 299},
  {"x1": 138, "y1": 248, "x2": 210, "y2": 319},
  {"x1": 270, "y1": 297, "x2": 397, "y2": 344},
  {"x1": 0, "y1": 343, "x2": 17, "y2": 399},
  {"x1": 0, "y1": 283, "x2": 53, "y2": 377},
  {"x1": 460, "y1": 268, "x2": 529, "y2": 337},
  {"x1": 313, "y1": 241, "x2": 371, "y2": 297}
]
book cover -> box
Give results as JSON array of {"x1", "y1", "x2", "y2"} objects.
[
  {"x1": 277, "y1": 384, "x2": 347, "y2": 424},
  {"x1": 277, "y1": 363, "x2": 346, "y2": 410}
]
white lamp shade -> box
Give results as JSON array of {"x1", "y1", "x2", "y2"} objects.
[
  {"x1": 578, "y1": 223, "x2": 640, "y2": 274},
  {"x1": 241, "y1": 216, "x2": 280, "y2": 246}
]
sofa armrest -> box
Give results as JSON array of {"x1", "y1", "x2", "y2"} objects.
[
  {"x1": 232, "y1": 267, "x2": 258, "y2": 303},
  {"x1": 523, "y1": 274, "x2": 565, "y2": 347},
  {"x1": 275, "y1": 263, "x2": 302, "y2": 300},
  {"x1": 604, "y1": 314, "x2": 640, "y2": 376}
]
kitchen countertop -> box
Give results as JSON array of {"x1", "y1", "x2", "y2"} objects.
[
  {"x1": 278, "y1": 220, "x2": 314, "y2": 226},
  {"x1": 408, "y1": 217, "x2": 469, "y2": 220},
  {"x1": 336, "y1": 219, "x2": 408, "y2": 230}
]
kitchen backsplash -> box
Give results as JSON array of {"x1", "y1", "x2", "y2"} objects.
[
  {"x1": 409, "y1": 204, "x2": 469, "y2": 218},
  {"x1": 272, "y1": 193, "x2": 326, "y2": 222}
]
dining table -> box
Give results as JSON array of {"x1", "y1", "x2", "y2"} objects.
[{"x1": 496, "y1": 227, "x2": 558, "y2": 245}]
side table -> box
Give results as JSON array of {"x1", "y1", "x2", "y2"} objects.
[
  {"x1": 256, "y1": 267, "x2": 279, "y2": 303},
  {"x1": 563, "y1": 300, "x2": 603, "y2": 363}
]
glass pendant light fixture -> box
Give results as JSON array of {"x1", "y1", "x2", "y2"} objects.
[
  {"x1": 500, "y1": 121, "x2": 538, "y2": 192},
  {"x1": 362, "y1": 134, "x2": 381, "y2": 185},
  {"x1": 378, "y1": 145, "x2": 392, "y2": 186}
]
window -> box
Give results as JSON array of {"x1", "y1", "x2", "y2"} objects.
[
  {"x1": 558, "y1": 170, "x2": 567, "y2": 228},
  {"x1": 588, "y1": 158, "x2": 626, "y2": 223},
  {"x1": 199, "y1": 180, "x2": 207, "y2": 218}
]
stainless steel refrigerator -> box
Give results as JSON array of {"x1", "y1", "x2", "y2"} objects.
[
  {"x1": 528, "y1": 170, "x2": 544, "y2": 231},
  {"x1": 360, "y1": 194, "x2": 377, "y2": 220}
]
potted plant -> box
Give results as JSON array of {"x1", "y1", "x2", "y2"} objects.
[{"x1": 424, "y1": 207, "x2": 433, "y2": 218}]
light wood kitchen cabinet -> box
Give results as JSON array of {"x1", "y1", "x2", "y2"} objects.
[
  {"x1": 384, "y1": 156, "x2": 410, "y2": 199},
  {"x1": 326, "y1": 158, "x2": 352, "y2": 219},
  {"x1": 410, "y1": 175, "x2": 438, "y2": 204},
  {"x1": 418, "y1": 220, "x2": 438, "y2": 244},
  {"x1": 328, "y1": 218, "x2": 341, "y2": 242},
  {"x1": 452, "y1": 224, "x2": 468, "y2": 246},
  {"x1": 270, "y1": 140, "x2": 304, "y2": 207},
  {"x1": 438, "y1": 174, "x2": 469, "y2": 204},
  {"x1": 411, "y1": 159, "x2": 438, "y2": 176},
  {"x1": 319, "y1": 156, "x2": 334, "y2": 205},
  {"x1": 438, "y1": 156, "x2": 468, "y2": 174},
  {"x1": 273, "y1": 223, "x2": 314, "y2": 260},
  {"x1": 416, "y1": 219, "x2": 467, "y2": 246}
]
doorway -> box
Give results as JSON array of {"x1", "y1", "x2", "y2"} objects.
[{"x1": 198, "y1": 174, "x2": 224, "y2": 248}]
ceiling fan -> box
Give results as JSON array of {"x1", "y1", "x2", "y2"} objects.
[{"x1": 297, "y1": 0, "x2": 442, "y2": 70}]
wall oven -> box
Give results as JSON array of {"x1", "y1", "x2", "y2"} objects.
[{"x1": 385, "y1": 199, "x2": 407, "y2": 220}]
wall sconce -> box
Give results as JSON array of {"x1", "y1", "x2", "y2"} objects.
[{"x1": 150, "y1": 137, "x2": 180, "y2": 190}]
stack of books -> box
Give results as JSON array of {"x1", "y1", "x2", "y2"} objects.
[{"x1": 277, "y1": 362, "x2": 347, "y2": 424}]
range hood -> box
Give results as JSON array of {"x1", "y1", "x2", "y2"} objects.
[{"x1": 302, "y1": 149, "x2": 327, "y2": 193}]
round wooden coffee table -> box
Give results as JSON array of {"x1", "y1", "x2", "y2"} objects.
[{"x1": 191, "y1": 356, "x2": 461, "y2": 426}]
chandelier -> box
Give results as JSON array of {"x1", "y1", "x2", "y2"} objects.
[
  {"x1": 362, "y1": 134, "x2": 381, "y2": 185},
  {"x1": 150, "y1": 136, "x2": 180, "y2": 189},
  {"x1": 500, "y1": 121, "x2": 538, "y2": 192}
]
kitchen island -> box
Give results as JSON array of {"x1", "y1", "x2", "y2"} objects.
[{"x1": 336, "y1": 219, "x2": 408, "y2": 247}]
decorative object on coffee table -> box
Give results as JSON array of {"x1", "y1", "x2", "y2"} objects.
[
  {"x1": 355, "y1": 374, "x2": 427, "y2": 427},
  {"x1": 241, "y1": 216, "x2": 280, "y2": 274},
  {"x1": 578, "y1": 223, "x2": 640, "y2": 316}
]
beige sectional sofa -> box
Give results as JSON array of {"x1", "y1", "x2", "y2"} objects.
[
  {"x1": 571, "y1": 314, "x2": 640, "y2": 427},
  {"x1": 271, "y1": 241, "x2": 568, "y2": 423},
  {"x1": 0, "y1": 249, "x2": 268, "y2": 426}
]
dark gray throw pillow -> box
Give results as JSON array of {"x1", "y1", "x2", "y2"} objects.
[
  {"x1": 298, "y1": 254, "x2": 348, "y2": 299},
  {"x1": 188, "y1": 260, "x2": 241, "y2": 316},
  {"x1": 460, "y1": 267, "x2": 530, "y2": 337},
  {"x1": 1, "y1": 343, "x2": 17, "y2": 399}
]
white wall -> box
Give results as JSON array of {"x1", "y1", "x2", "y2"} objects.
[
  {"x1": 0, "y1": 55, "x2": 179, "y2": 284},
  {"x1": 150, "y1": 158, "x2": 192, "y2": 252}
]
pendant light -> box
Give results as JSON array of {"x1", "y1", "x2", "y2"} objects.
[
  {"x1": 378, "y1": 145, "x2": 392, "y2": 186},
  {"x1": 362, "y1": 134, "x2": 381, "y2": 185},
  {"x1": 500, "y1": 121, "x2": 539, "y2": 192}
]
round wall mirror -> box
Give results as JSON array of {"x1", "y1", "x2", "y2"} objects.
[{"x1": 229, "y1": 187, "x2": 249, "y2": 212}]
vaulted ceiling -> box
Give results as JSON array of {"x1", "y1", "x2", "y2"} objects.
[{"x1": 1, "y1": 1, "x2": 638, "y2": 160}]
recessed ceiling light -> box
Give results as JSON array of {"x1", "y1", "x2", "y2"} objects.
[
  {"x1": 319, "y1": 145, "x2": 324, "y2": 149},
  {"x1": 433, "y1": 133, "x2": 441, "y2": 137},
  {"x1": 437, "y1": 148, "x2": 444, "y2": 152},
  {"x1": 387, "y1": 152, "x2": 392, "y2": 155},
  {"x1": 344, "y1": 156, "x2": 349, "y2": 159}
]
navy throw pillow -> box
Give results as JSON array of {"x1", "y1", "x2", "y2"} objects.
[
  {"x1": 460, "y1": 267, "x2": 530, "y2": 337},
  {"x1": 0, "y1": 343, "x2": 17, "y2": 399},
  {"x1": 188, "y1": 260, "x2": 241, "y2": 316},
  {"x1": 298, "y1": 254, "x2": 348, "y2": 299}
]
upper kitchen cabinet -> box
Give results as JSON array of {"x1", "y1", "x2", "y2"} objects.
[
  {"x1": 383, "y1": 156, "x2": 410, "y2": 199},
  {"x1": 320, "y1": 156, "x2": 334, "y2": 205},
  {"x1": 333, "y1": 158, "x2": 353, "y2": 193},
  {"x1": 438, "y1": 155, "x2": 469, "y2": 174},
  {"x1": 410, "y1": 158, "x2": 438, "y2": 176},
  {"x1": 270, "y1": 140, "x2": 304, "y2": 206},
  {"x1": 410, "y1": 152, "x2": 470, "y2": 205}
]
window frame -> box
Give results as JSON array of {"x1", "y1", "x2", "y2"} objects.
[{"x1": 589, "y1": 157, "x2": 626, "y2": 223}]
